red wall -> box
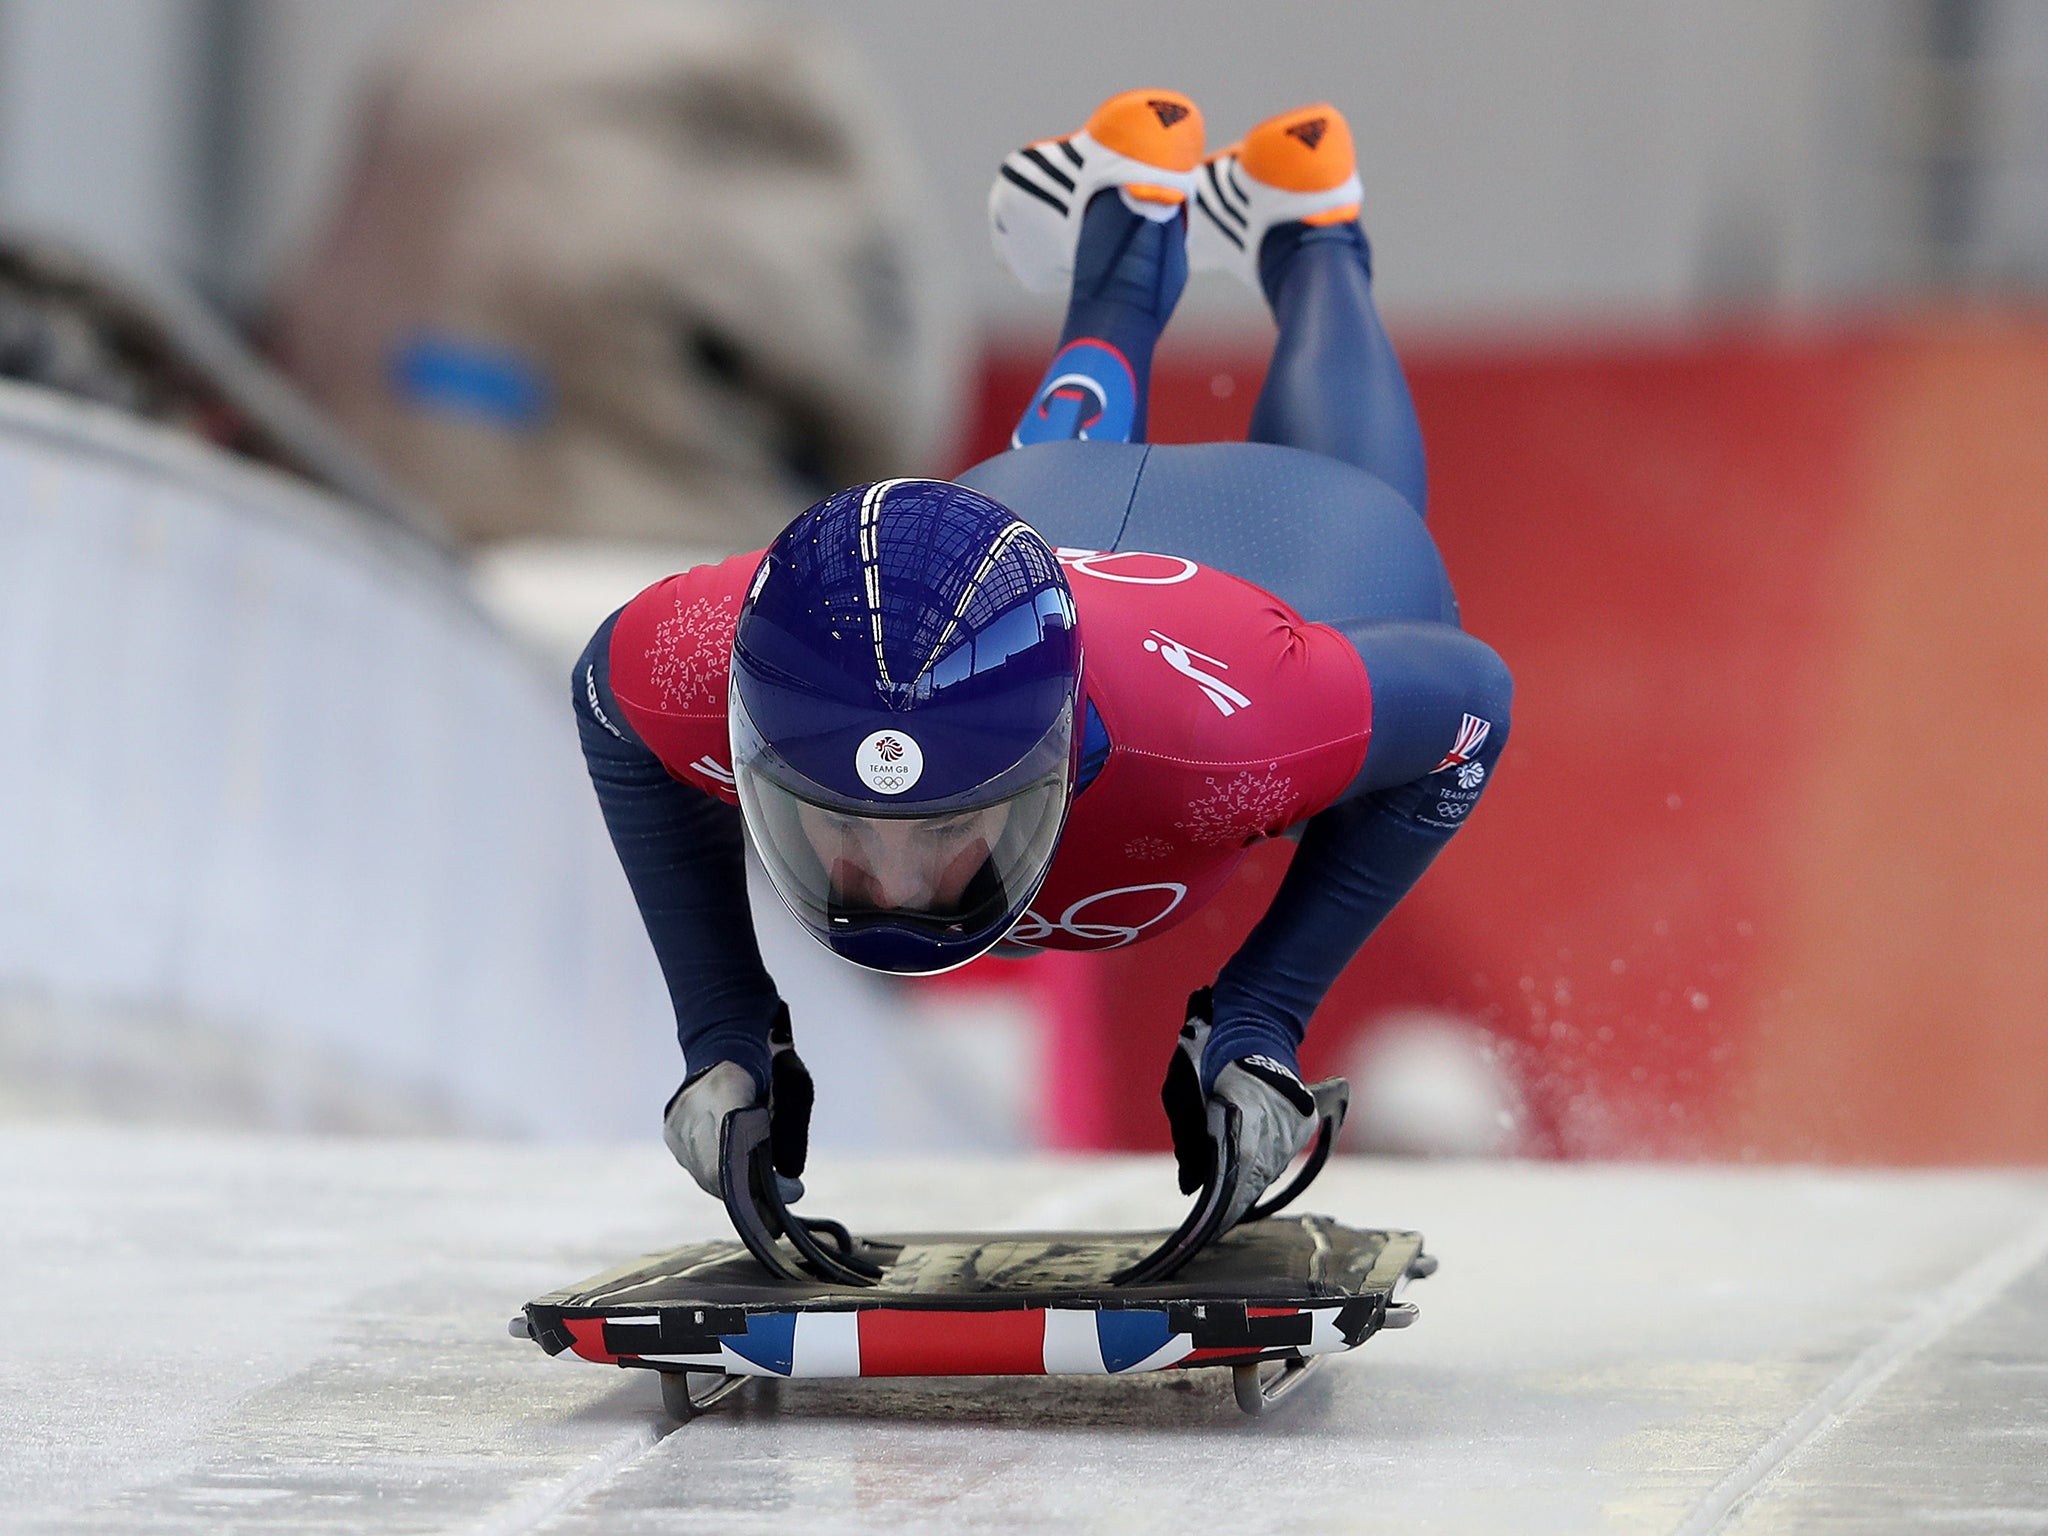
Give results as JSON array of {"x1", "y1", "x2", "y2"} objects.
[{"x1": 952, "y1": 314, "x2": 2048, "y2": 1164}]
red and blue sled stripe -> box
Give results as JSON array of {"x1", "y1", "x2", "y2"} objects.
[{"x1": 552, "y1": 1302, "x2": 1363, "y2": 1379}]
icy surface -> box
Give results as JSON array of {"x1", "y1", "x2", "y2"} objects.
[{"x1": 3, "y1": 1127, "x2": 2046, "y2": 1534}]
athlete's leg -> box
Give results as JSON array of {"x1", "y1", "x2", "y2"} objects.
[
  {"x1": 1009, "y1": 194, "x2": 1187, "y2": 448},
  {"x1": 1192, "y1": 105, "x2": 1426, "y2": 512},
  {"x1": 1251, "y1": 224, "x2": 1426, "y2": 514},
  {"x1": 991, "y1": 91, "x2": 1204, "y2": 449}
]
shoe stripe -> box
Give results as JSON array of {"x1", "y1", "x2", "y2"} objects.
[
  {"x1": 1225, "y1": 161, "x2": 1251, "y2": 205},
  {"x1": 1020, "y1": 145, "x2": 1077, "y2": 193},
  {"x1": 1056, "y1": 137, "x2": 1084, "y2": 169},
  {"x1": 1194, "y1": 189, "x2": 1246, "y2": 250},
  {"x1": 1203, "y1": 161, "x2": 1248, "y2": 226},
  {"x1": 1000, "y1": 163, "x2": 1070, "y2": 217}
]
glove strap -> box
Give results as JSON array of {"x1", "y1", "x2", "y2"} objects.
[
  {"x1": 1113, "y1": 1076, "x2": 1350, "y2": 1287},
  {"x1": 717, "y1": 1105, "x2": 890, "y2": 1287},
  {"x1": 1112, "y1": 1093, "x2": 1243, "y2": 1287},
  {"x1": 1241, "y1": 1076, "x2": 1348, "y2": 1223}
]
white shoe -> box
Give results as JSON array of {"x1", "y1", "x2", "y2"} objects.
[
  {"x1": 988, "y1": 88, "x2": 1205, "y2": 295},
  {"x1": 1189, "y1": 102, "x2": 1363, "y2": 290}
]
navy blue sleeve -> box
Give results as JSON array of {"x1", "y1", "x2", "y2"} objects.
[
  {"x1": 573, "y1": 611, "x2": 780, "y2": 1094},
  {"x1": 1204, "y1": 622, "x2": 1511, "y2": 1088}
]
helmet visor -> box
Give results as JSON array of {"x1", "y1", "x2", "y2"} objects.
[
  {"x1": 737, "y1": 765, "x2": 1069, "y2": 965},
  {"x1": 731, "y1": 683, "x2": 1075, "y2": 972}
]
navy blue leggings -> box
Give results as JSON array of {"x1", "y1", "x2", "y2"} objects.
[{"x1": 965, "y1": 194, "x2": 1512, "y2": 1085}]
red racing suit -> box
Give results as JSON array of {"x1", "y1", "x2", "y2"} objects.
[{"x1": 607, "y1": 545, "x2": 1374, "y2": 955}]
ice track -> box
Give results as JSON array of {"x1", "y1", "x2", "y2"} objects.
[{"x1": 4, "y1": 1127, "x2": 2046, "y2": 1534}]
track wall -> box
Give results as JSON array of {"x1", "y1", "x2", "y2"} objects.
[{"x1": 0, "y1": 381, "x2": 674, "y2": 1134}]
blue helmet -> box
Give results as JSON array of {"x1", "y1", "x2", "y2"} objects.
[{"x1": 730, "y1": 478, "x2": 1082, "y2": 974}]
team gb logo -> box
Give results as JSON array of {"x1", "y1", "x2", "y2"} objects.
[{"x1": 856, "y1": 730, "x2": 923, "y2": 794}]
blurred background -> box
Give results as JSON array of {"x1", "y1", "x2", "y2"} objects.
[{"x1": 1, "y1": 0, "x2": 2043, "y2": 1164}]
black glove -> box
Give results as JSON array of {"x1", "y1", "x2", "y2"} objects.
[
  {"x1": 662, "y1": 1002, "x2": 814, "y2": 1200},
  {"x1": 765, "y1": 1003, "x2": 813, "y2": 1183},
  {"x1": 1162, "y1": 988, "x2": 1219, "y2": 1196},
  {"x1": 1160, "y1": 988, "x2": 1318, "y2": 1227}
]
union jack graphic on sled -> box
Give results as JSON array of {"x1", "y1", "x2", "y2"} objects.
[{"x1": 516, "y1": 1216, "x2": 1433, "y2": 1419}]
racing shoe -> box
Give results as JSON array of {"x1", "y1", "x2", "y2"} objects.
[
  {"x1": 1189, "y1": 102, "x2": 1363, "y2": 290},
  {"x1": 988, "y1": 88, "x2": 1205, "y2": 294}
]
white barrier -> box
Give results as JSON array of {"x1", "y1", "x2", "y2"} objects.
[{"x1": 0, "y1": 380, "x2": 676, "y2": 1136}]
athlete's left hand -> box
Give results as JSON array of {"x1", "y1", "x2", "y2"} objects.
[
  {"x1": 661, "y1": 1002, "x2": 814, "y2": 1204},
  {"x1": 1160, "y1": 989, "x2": 1318, "y2": 1228}
]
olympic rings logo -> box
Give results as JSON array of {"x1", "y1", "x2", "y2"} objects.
[
  {"x1": 1052, "y1": 548, "x2": 1200, "y2": 586},
  {"x1": 1005, "y1": 882, "x2": 1189, "y2": 950}
]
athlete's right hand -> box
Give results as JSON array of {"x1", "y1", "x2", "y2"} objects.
[
  {"x1": 662, "y1": 1061, "x2": 754, "y2": 1198},
  {"x1": 1160, "y1": 988, "x2": 1317, "y2": 1229},
  {"x1": 661, "y1": 1004, "x2": 814, "y2": 1203}
]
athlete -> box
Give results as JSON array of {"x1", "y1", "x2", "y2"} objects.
[{"x1": 574, "y1": 92, "x2": 1512, "y2": 1226}]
